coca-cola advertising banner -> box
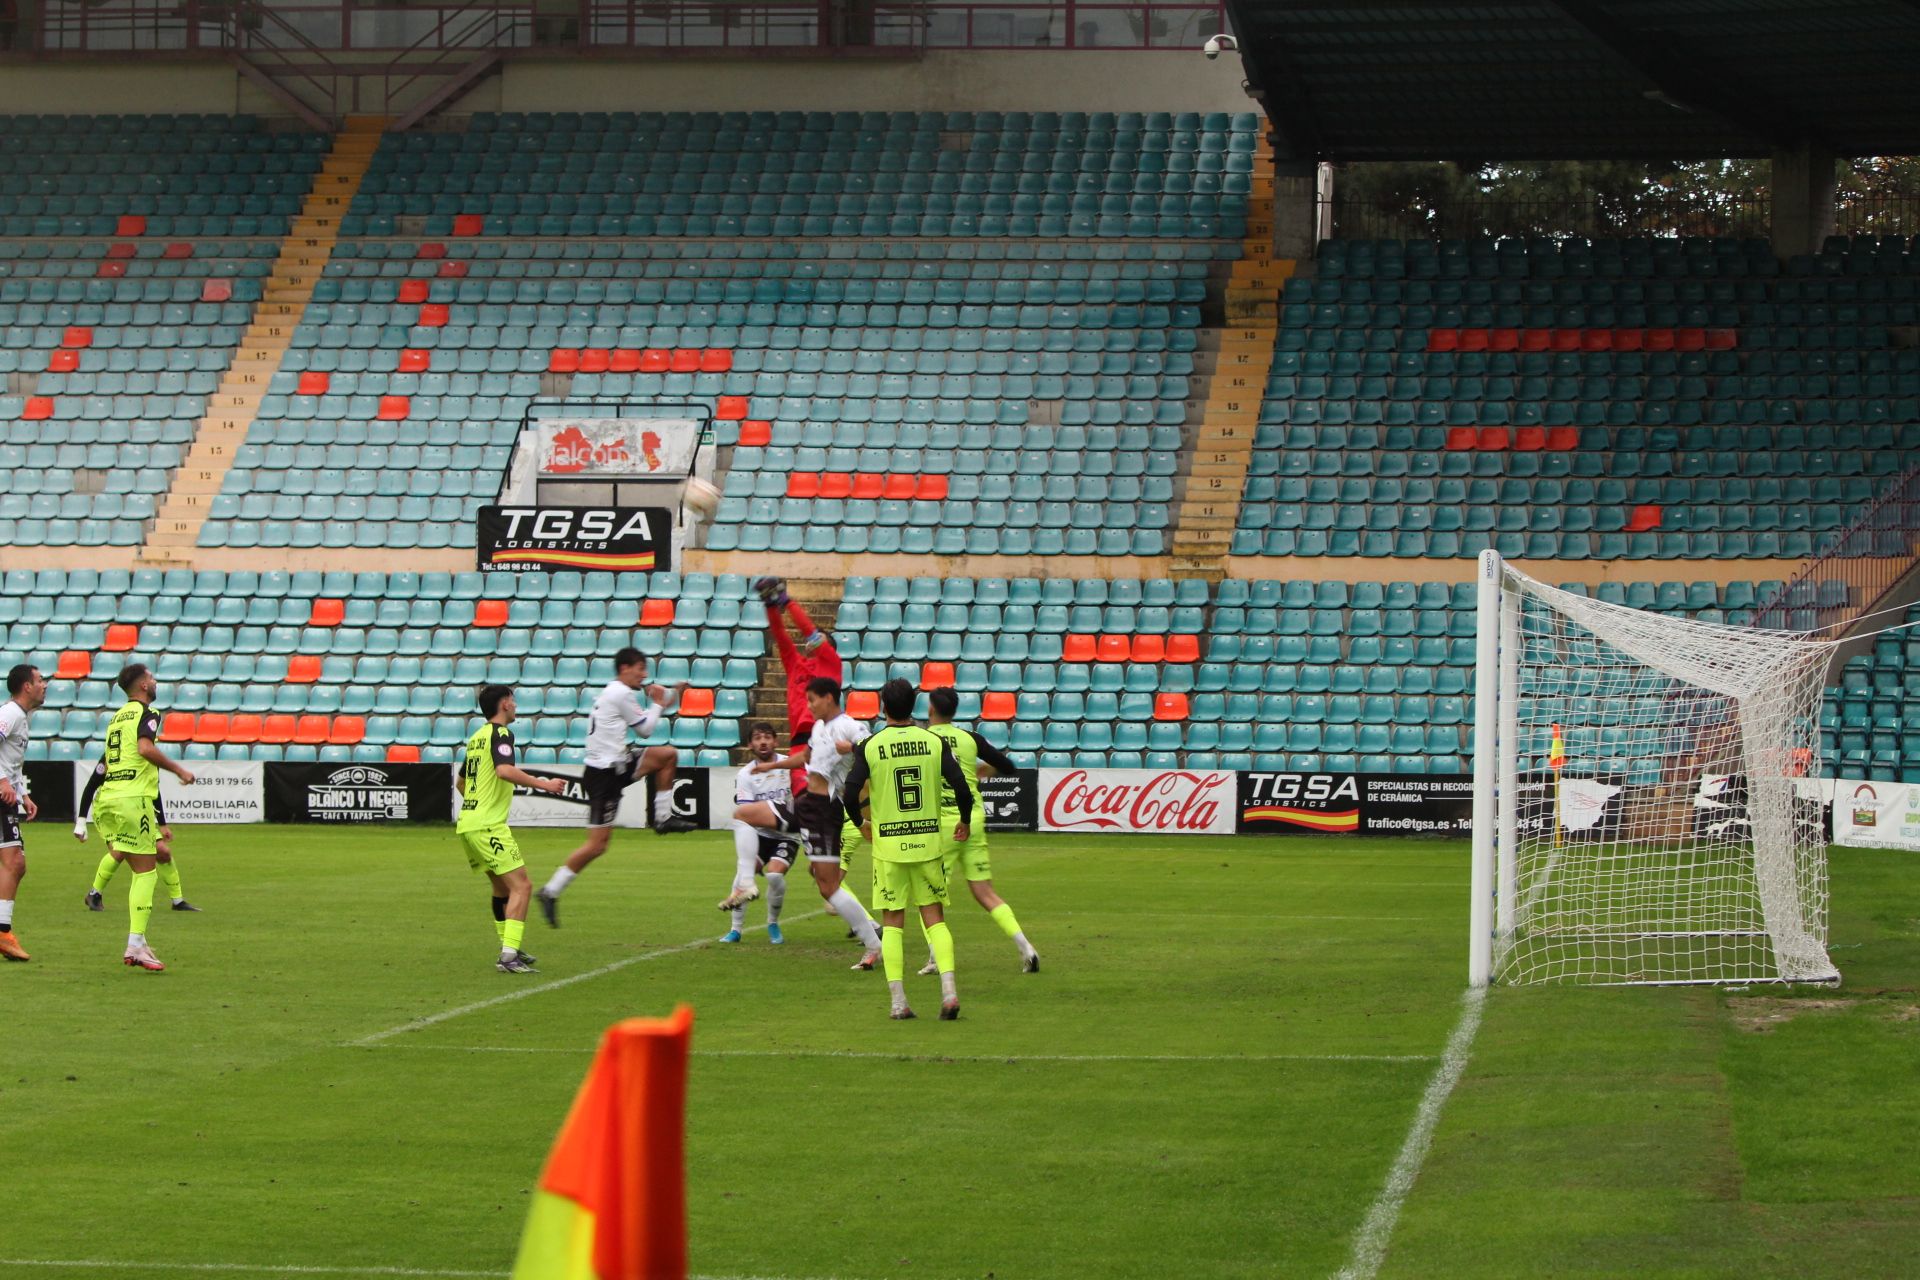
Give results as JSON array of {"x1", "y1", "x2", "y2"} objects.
[
  {"x1": 1038, "y1": 768, "x2": 1237, "y2": 836},
  {"x1": 536, "y1": 417, "x2": 701, "y2": 477},
  {"x1": 1237, "y1": 772, "x2": 1475, "y2": 836}
]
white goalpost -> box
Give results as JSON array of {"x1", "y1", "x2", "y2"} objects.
[{"x1": 1469, "y1": 550, "x2": 1841, "y2": 988}]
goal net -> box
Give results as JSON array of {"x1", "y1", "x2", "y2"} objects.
[{"x1": 1469, "y1": 551, "x2": 1840, "y2": 987}]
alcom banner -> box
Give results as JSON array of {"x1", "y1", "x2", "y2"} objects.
[
  {"x1": 1832, "y1": 777, "x2": 1920, "y2": 850},
  {"x1": 493, "y1": 764, "x2": 712, "y2": 830},
  {"x1": 1038, "y1": 768, "x2": 1236, "y2": 835},
  {"x1": 536, "y1": 418, "x2": 702, "y2": 478}
]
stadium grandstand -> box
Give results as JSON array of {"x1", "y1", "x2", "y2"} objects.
[{"x1": 5, "y1": 1, "x2": 1920, "y2": 1277}]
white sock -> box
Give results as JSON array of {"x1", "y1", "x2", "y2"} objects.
[
  {"x1": 128, "y1": 932, "x2": 144, "y2": 948},
  {"x1": 730, "y1": 905, "x2": 746, "y2": 932},
  {"x1": 544, "y1": 866, "x2": 577, "y2": 896},
  {"x1": 940, "y1": 972, "x2": 958, "y2": 1002},
  {"x1": 889, "y1": 979, "x2": 909, "y2": 1013},
  {"x1": 172, "y1": 897, "x2": 185, "y2": 906},
  {"x1": 765, "y1": 871, "x2": 786, "y2": 923},
  {"x1": 1014, "y1": 931, "x2": 1036, "y2": 960},
  {"x1": 827, "y1": 887, "x2": 880, "y2": 949},
  {"x1": 653, "y1": 792, "x2": 673, "y2": 824},
  {"x1": 729, "y1": 821, "x2": 760, "y2": 891},
  {"x1": 0, "y1": 899, "x2": 12, "y2": 929}
]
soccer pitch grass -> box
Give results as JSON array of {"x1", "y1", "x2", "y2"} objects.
[{"x1": 6, "y1": 827, "x2": 1918, "y2": 1280}]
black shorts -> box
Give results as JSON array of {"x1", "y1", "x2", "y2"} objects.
[
  {"x1": 794, "y1": 790, "x2": 844, "y2": 867},
  {"x1": 0, "y1": 798, "x2": 20, "y2": 849},
  {"x1": 583, "y1": 754, "x2": 641, "y2": 828}
]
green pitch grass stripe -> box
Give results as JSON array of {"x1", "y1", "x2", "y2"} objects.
[
  {"x1": 368, "y1": 1044, "x2": 1439, "y2": 1064},
  {"x1": 1335, "y1": 987, "x2": 1487, "y2": 1280},
  {"x1": 350, "y1": 909, "x2": 828, "y2": 1046},
  {"x1": 2, "y1": 1263, "x2": 867, "y2": 1280}
]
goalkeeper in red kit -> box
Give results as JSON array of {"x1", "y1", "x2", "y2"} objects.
[{"x1": 754, "y1": 577, "x2": 844, "y2": 785}]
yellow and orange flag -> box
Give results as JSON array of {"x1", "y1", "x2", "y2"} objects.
[
  {"x1": 512, "y1": 1006, "x2": 694, "y2": 1280},
  {"x1": 1549, "y1": 723, "x2": 1566, "y2": 771}
]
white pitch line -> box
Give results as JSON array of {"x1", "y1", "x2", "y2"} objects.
[
  {"x1": 370, "y1": 1044, "x2": 1437, "y2": 1065},
  {"x1": 350, "y1": 910, "x2": 827, "y2": 1046},
  {"x1": 1334, "y1": 986, "x2": 1486, "y2": 1280},
  {"x1": 1, "y1": 1263, "x2": 866, "y2": 1280}
]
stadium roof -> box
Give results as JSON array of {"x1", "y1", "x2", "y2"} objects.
[{"x1": 1226, "y1": 1, "x2": 1920, "y2": 162}]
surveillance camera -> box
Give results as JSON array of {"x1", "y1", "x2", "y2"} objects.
[{"x1": 1203, "y1": 34, "x2": 1237, "y2": 60}]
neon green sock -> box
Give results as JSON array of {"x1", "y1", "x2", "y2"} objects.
[
  {"x1": 492, "y1": 896, "x2": 508, "y2": 944},
  {"x1": 157, "y1": 859, "x2": 182, "y2": 902},
  {"x1": 495, "y1": 919, "x2": 507, "y2": 944},
  {"x1": 500, "y1": 918, "x2": 525, "y2": 954},
  {"x1": 881, "y1": 925, "x2": 904, "y2": 982},
  {"x1": 93, "y1": 852, "x2": 121, "y2": 893},
  {"x1": 988, "y1": 901, "x2": 1023, "y2": 939},
  {"x1": 128, "y1": 869, "x2": 156, "y2": 936},
  {"x1": 926, "y1": 920, "x2": 955, "y2": 975}
]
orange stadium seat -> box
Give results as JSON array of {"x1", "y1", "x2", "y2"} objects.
[
  {"x1": 200, "y1": 279, "x2": 231, "y2": 302},
  {"x1": 297, "y1": 371, "x2": 330, "y2": 395},
  {"x1": 62, "y1": 327, "x2": 92, "y2": 348},
  {"x1": 578, "y1": 349, "x2": 610, "y2": 373},
  {"x1": 1096, "y1": 635, "x2": 1131, "y2": 663},
  {"x1": 105, "y1": 242, "x2": 137, "y2": 259},
  {"x1": 21, "y1": 396, "x2": 52, "y2": 420},
  {"x1": 788, "y1": 472, "x2": 821, "y2": 498},
  {"x1": 161, "y1": 712, "x2": 195, "y2": 742},
  {"x1": 115, "y1": 214, "x2": 146, "y2": 236},
  {"x1": 308, "y1": 599, "x2": 344, "y2": 626},
  {"x1": 915, "y1": 476, "x2": 949, "y2": 500},
  {"x1": 96, "y1": 261, "x2": 126, "y2": 278},
  {"x1": 638, "y1": 349, "x2": 670, "y2": 372},
  {"x1": 161, "y1": 241, "x2": 192, "y2": 259},
  {"x1": 398, "y1": 349, "x2": 431, "y2": 373},
  {"x1": 1165, "y1": 635, "x2": 1201, "y2": 664},
  {"x1": 640, "y1": 599, "x2": 676, "y2": 627},
  {"x1": 882, "y1": 475, "x2": 916, "y2": 500},
  {"x1": 981, "y1": 692, "x2": 1017, "y2": 721},
  {"x1": 47, "y1": 350, "x2": 78, "y2": 373},
  {"x1": 920, "y1": 662, "x2": 956, "y2": 690},
  {"x1": 260, "y1": 715, "x2": 297, "y2": 745},
  {"x1": 437, "y1": 259, "x2": 467, "y2": 278},
  {"x1": 293, "y1": 715, "x2": 330, "y2": 745},
  {"x1": 819, "y1": 472, "x2": 853, "y2": 499},
  {"x1": 1130, "y1": 635, "x2": 1166, "y2": 663},
  {"x1": 472, "y1": 599, "x2": 509, "y2": 628},
  {"x1": 1062, "y1": 635, "x2": 1096, "y2": 663},
  {"x1": 715, "y1": 396, "x2": 748, "y2": 421},
  {"x1": 377, "y1": 396, "x2": 410, "y2": 420},
  {"x1": 737, "y1": 421, "x2": 772, "y2": 447},
  {"x1": 194, "y1": 714, "x2": 230, "y2": 744},
  {"x1": 676, "y1": 689, "x2": 715, "y2": 717},
  {"x1": 386, "y1": 745, "x2": 421, "y2": 763},
  {"x1": 699, "y1": 349, "x2": 732, "y2": 372},
  {"x1": 1153, "y1": 693, "x2": 1190, "y2": 721},
  {"x1": 419, "y1": 303, "x2": 449, "y2": 327},
  {"x1": 1627, "y1": 505, "x2": 1663, "y2": 532},
  {"x1": 846, "y1": 690, "x2": 879, "y2": 719},
  {"x1": 285, "y1": 655, "x2": 322, "y2": 683},
  {"x1": 851, "y1": 473, "x2": 885, "y2": 499},
  {"x1": 397, "y1": 280, "x2": 429, "y2": 304},
  {"x1": 102, "y1": 623, "x2": 138, "y2": 652},
  {"x1": 452, "y1": 214, "x2": 484, "y2": 236},
  {"x1": 415, "y1": 242, "x2": 446, "y2": 259},
  {"x1": 226, "y1": 714, "x2": 262, "y2": 744},
  {"x1": 329, "y1": 716, "x2": 366, "y2": 745},
  {"x1": 54, "y1": 650, "x2": 90, "y2": 679},
  {"x1": 669, "y1": 350, "x2": 701, "y2": 372}
]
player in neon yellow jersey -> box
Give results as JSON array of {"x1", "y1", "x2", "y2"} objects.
[
  {"x1": 842, "y1": 678, "x2": 973, "y2": 1021},
  {"x1": 925, "y1": 686, "x2": 1040, "y2": 974},
  {"x1": 95, "y1": 664, "x2": 194, "y2": 972},
  {"x1": 460, "y1": 684, "x2": 567, "y2": 974}
]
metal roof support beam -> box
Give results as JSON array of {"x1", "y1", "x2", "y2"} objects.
[
  {"x1": 1541, "y1": 0, "x2": 1825, "y2": 150},
  {"x1": 1223, "y1": 0, "x2": 1319, "y2": 161}
]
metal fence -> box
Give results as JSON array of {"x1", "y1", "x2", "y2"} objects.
[{"x1": 1751, "y1": 464, "x2": 1920, "y2": 634}]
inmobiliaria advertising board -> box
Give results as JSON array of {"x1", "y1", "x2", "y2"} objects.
[{"x1": 1036, "y1": 768, "x2": 1238, "y2": 835}]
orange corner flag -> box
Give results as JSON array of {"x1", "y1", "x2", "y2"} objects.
[
  {"x1": 1549, "y1": 723, "x2": 1566, "y2": 771},
  {"x1": 512, "y1": 1006, "x2": 694, "y2": 1280}
]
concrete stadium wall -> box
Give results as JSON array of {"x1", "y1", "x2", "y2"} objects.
[{"x1": 0, "y1": 51, "x2": 1252, "y2": 119}]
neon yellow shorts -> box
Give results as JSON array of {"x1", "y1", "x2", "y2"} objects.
[
  {"x1": 458, "y1": 824, "x2": 525, "y2": 877},
  {"x1": 940, "y1": 817, "x2": 991, "y2": 883},
  {"x1": 872, "y1": 855, "x2": 949, "y2": 912},
  {"x1": 95, "y1": 796, "x2": 157, "y2": 858}
]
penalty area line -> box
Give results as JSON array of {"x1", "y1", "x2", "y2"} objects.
[
  {"x1": 1333, "y1": 985, "x2": 1486, "y2": 1280},
  {"x1": 369, "y1": 1044, "x2": 1438, "y2": 1065},
  {"x1": 349, "y1": 910, "x2": 828, "y2": 1047}
]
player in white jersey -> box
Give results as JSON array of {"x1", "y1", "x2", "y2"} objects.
[
  {"x1": 718, "y1": 722, "x2": 804, "y2": 944},
  {"x1": 751, "y1": 676, "x2": 883, "y2": 968},
  {"x1": 0, "y1": 663, "x2": 47, "y2": 962},
  {"x1": 536, "y1": 647, "x2": 693, "y2": 926}
]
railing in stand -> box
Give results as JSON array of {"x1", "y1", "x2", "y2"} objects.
[{"x1": 1751, "y1": 462, "x2": 1920, "y2": 634}]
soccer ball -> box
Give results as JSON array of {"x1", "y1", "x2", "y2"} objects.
[{"x1": 682, "y1": 477, "x2": 722, "y2": 520}]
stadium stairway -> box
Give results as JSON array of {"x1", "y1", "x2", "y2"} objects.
[
  {"x1": 143, "y1": 117, "x2": 384, "y2": 565},
  {"x1": 1171, "y1": 140, "x2": 1281, "y2": 583}
]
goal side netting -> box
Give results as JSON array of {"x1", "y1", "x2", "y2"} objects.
[{"x1": 1468, "y1": 551, "x2": 1840, "y2": 987}]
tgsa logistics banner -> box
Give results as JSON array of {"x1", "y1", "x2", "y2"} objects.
[
  {"x1": 478, "y1": 505, "x2": 673, "y2": 573},
  {"x1": 491, "y1": 764, "x2": 712, "y2": 830},
  {"x1": 1236, "y1": 772, "x2": 1474, "y2": 836}
]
